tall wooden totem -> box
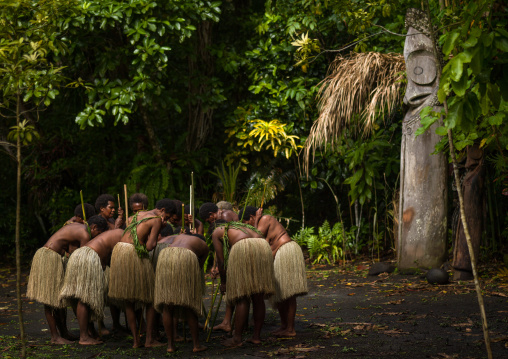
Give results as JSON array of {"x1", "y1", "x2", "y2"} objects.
[{"x1": 398, "y1": 8, "x2": 448, "y2": 270}]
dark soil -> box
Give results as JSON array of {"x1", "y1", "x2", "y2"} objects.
[{"x1": 1, "y1": 262, "x2": 507, "y2": 358}]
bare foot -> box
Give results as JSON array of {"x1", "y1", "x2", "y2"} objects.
[
  {"x1": 274, "y1": 329, "x2": 296, "y2": 337},
  {"x1": 246, "y1": 338, "x2": 262, "y2": 345},
  {"x1": 167, "y1": 345, "x2": 176, "y2": 353},
  {"x1": 145, "y1": 339, "x2": 164, "y2": 348},
  {"x1": 132, "y1": 342, "x2": 143, "y2": 349},
  {"x1": 213, "y1": 322, "x2": 232, "y2": 332},
  {"x1": 51, "y1": 337, "x2": 73, "y2": 345},
  {"x1": 100, "y1": 327, "x2": 110, "y2": 336},
  {"x1": 79, "y1": 337, "x2": 103, "y2": 345},
  {"x1": 222, "y1": 338, "x2": 243, "y2": 348},
  {"x1": 193, "y1": 345, "x2": 207, "y2": 352}
]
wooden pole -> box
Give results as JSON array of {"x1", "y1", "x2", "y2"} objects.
[
  {"x1": 124, "y1": 184, "x2": 129, "y2": 222},
  {"x1": 191, "y1": 172, "x2": 195, "y2": 229},
  {"x1": 181, "y1": 203, "x2": 185, "y2": 233}
]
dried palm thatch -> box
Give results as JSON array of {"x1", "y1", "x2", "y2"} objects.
[{"x1": 304, "y1": 52, "x2": 405, "y2": 172}]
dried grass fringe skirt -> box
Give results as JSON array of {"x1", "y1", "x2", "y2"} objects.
[
  {"x1": 59, "y1": 246, "x2": 105, "y2": 320},
  {"x1": 271, "y1": 241, "x2": 308, "y2": 304},
  {"x1": 226, "y1": 237, "x2": 275, "y2": 304},
  {"x1": 27, "y1": 247, "x2": 67, "y2": 308},
  {"x1": 108, "y1": 242, "x2": 154, "y2": 304},
  {"x1": 154, "y1": 247, "x2": 204, "y2": 316}
]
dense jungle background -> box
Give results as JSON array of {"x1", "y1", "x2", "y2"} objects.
[{"x1": 1, "y1": 0, "x2": 507, "y2": 266}]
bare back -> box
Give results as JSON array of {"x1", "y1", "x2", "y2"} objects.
[
  {"x1": 43, "y1": 223, "x2": 90, "y2": 256},
  {"x1": 170, "y1": 234, "x2": 209, "y2": 267},
  {"x1": 86, "y1": 229, "x2": 123, "y2": 268},
  {"x1": 121, "y1": 210, "x2": 162, "y2": 251},
  {"x1": 257, "y1": 215, "x2": 291, "y2": 256}
]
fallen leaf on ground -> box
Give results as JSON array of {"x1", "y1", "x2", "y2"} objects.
[
  {"x1": 491, "y1": 335, "x2": 508, "y2": 343},
  {"x1": 383, "y1": 329, "x2": 410, "y2": 336},
  {"x1": 385, "y1": 299, "x2": 405, "y2": 305}
]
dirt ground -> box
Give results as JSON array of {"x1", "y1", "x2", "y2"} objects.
[{"x1": 1, "y1": 261, "x2": 507, "y2": 359}]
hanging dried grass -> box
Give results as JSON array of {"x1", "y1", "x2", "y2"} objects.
[{"x1": 304, "y1": 52, "x2": 405, "y2": 173}]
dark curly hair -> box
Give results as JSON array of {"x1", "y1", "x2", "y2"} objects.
[
  {"x1": 155, "y1": 198, "x2": 177, "y2": 215},
  {"x1": 238, "y1": 206, "x2": 258, "y2": 221},
  {"x1": 87, "y1": 215, "x2": 109, "y2": 232},
  {"x1": 160, "y1": 224, "x2": 174, "y2": 237},
  {"x1": 129, "y1": 193, "x2": 148, "y2": 210},
  {"x1": 74, "y1": 203, "x2": 96, "y2": 220},
  {"x1": 95, "y1": 194, "x2": 115, "y2": 213},
  {"x1": 199, "y1": 202, "x2": 218, "y2": 221}
]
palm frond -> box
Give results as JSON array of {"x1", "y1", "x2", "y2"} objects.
[{"x1": 304, "y1": 52, "x2": 405, "y2": 173}]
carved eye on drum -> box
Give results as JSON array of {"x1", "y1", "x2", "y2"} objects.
[{"x1": 406, "y1": 50, "x2": 437, "y2": 86}]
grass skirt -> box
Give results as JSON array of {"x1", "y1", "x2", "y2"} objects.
[
  {"x1": 272, "y1": 241, "x2": 308, "y2": 304},
  {"x1": 150, "y1": 242, "x2": 171, "y2": 270},
  {"x1": 226, "y1": 238, "x2": 275, "y2": 304},
  {"x1": 27, "y1": 247, "x2": 67, "y2": 308},
  {"x1": 59, "y1": 246, "x2": 105, "y2": 320},
  {"x1": 108, "y1": 242, "x2": 154, "y2": 304},
  {"x1": 154, "y1": 247, "x2": 204, "y2": 316}
]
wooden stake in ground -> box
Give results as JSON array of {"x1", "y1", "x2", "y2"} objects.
[
  {"x1": 124, "y1": 184, "x2": 129, "y2": 223},
  {"x1": 422, "y1": 3, "x2": 492, "y2": 357},
  {"x1": 191, "y1": 172, "x2": 195, "y2": 230},
  {"x1": 260, "y1": 182, "x2": 267, "y2": 209},
  {"x1": 206, "y1": 292, "x2": 223, "y2": 342}
]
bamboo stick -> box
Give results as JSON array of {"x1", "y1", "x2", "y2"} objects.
[
  {"x1": 206, "y1": 292, "x2": 223, "y2": 342},
  {"x1": 191, "y1": 172, "x2": 195, "y2": 230},
  {"x1": 204, "y1": 282, "x2": 220, "y2": 331},
  {"x1": 80, "y1": 190, "x2": 86, "y2": 221},
  {"x1": 240, "y1": 188, "x2": 251, "y2": 221},
  {"x1": 260, "y1": 182, "x2": 267, "y2": 208},
  {"x1": 181, "y1": 203, "x2": 185, "y2": 233},
  {"x1": 124, "y1": 184, "x2": 129, "y2": 222}
]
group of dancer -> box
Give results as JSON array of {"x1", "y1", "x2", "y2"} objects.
[{"x1": 26, "y1": 193, "x2": 308, "y2": 353}]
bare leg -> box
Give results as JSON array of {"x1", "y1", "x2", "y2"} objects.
[
  {"x1": 213, "y1": 303, "x2": 234, "y2": 332},
  {"x1": 275, "y1": 296, "x2": 297, "y2": 337},
  {"x1": 125, "y1": 302, "x2": 142, "y2": 348},
  {"x1": 56, "y1": 308, "x2": 77, "y2": 341},
  {"x1": 144, "y1": 304, "x2": 163, "y2": 347},
  {"x1": 163, "y1": 305, "x2": 176, "y2": 353},
  {"x1": 186, "y1": 309, "x2": 207, "y2": 352},
  {"x1": 110, "y1": 304, "x2": 125, "y2": 332},
  {"x1": 77, "y1": 302, "x2": 102, "y2": 345},
  {"x1": 247, "y1": 294, "x2": 265, "y2": 344},
  {"x1": 135, "y1": 308, "x2": 146, "y2": 334},
  {"x1": 45, "y1": 306, "x2": 72, "y2": 344},
  {"x1": 222, "y1": 299, "x2": 248, "y2": 347}
]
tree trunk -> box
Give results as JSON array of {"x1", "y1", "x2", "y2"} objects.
[
  {"x1": 186, "y1": 20, "x2": 215, "y2": 151},
  {"x1": 139, "y1": 104, "x2": 163, "y2": 163},
  {"x1": 16, "y1": 91, "x2": 26, "y2": 358},
  {"x1": 453, "y1": 144, "x2": 485, "y2": 280}
]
